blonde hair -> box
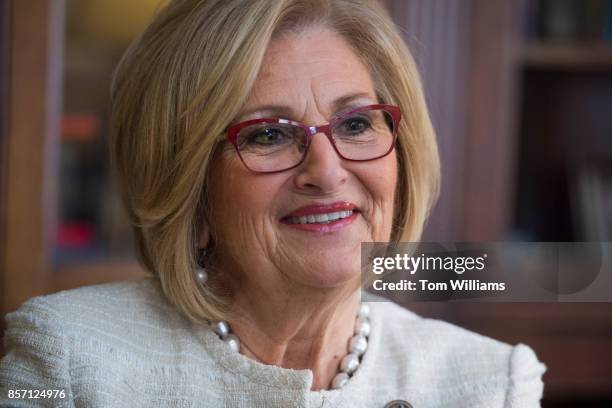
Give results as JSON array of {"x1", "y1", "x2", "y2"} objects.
[{"x1": 110, "y1": 0, "x2": 440, "y2": 322}]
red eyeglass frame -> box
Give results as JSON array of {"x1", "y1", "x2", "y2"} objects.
[{"x1": 226, "y1": 103, "x2": 402, "y2": 174}]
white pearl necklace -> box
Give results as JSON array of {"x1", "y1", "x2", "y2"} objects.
[
  {"x1": 196, "y1": 267, "x2": 370, "y2": 389},
  {"x1": 208, "y1": 303, "x2": 371, "y2": 390}
]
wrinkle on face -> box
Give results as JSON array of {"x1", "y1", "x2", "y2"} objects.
[{"x1": 208, "y1": 26, "x2": 397, "y2": 292}]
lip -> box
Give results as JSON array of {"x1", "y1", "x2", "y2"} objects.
[{"x1": 282, "y1": 202, "x2": 358, "y2": 218}]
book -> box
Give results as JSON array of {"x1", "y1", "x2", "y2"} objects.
[
  {"x1": 605, "y1": 0, "x2": 612, "y2": 43},
  {"x1": 538, "y1": 0, "x2": 581, "y2": 42},
  {"x1": 532, "y1": 0, "x2": 611, "y2": 43},
  {"x1": 572, "y1": 162, "x2": 612, "y2": 241}
]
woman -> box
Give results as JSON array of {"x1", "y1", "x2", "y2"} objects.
[{"x1": 0, "y1": 0, "x2": 545, "y2": 406}]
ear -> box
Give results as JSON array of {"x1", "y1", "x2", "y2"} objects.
[{"x1": 198, "y1": 221, "x2": 210, "y2": 249}]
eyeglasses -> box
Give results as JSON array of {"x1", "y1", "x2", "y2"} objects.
[{"x1": 226, "y1": 104, "x2": 401, "y2": 173}]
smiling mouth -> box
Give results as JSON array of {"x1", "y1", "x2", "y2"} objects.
[{"x1": 284, "y1": 210, "x2": 356, "y2": 225}]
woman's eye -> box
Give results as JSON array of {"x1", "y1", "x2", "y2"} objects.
[
  {"x1": 247, "y1": 128, "x2": 286, "y2": 145},
  {"x1": 340, "y1": 117, "x2": 371, "y2": 135}
]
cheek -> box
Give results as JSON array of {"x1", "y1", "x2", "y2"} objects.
[
  {"x1": 209, "y1": 152, "x2": 282, "y2": 236},
  {"x1": 368, "y1": 154, "x2": 398, "y2": 209},
  {"x1": 358, "y1": 154, "x2": 398, "y2": 237}
]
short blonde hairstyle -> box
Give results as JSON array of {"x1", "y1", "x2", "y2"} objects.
[{"x1": 110, "y1": 0, "x2": 440, "y2": 322}]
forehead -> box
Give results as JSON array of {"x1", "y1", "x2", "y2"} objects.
[{"x1": 242, "y1": 27, "x2": 377, "y2": 116}]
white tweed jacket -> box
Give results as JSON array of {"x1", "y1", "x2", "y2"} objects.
[{"x1": 0, "y1": 278, "x2": 545, "y2": 407}]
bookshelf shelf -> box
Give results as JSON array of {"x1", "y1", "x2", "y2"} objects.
[
  {"x1": 522, "y1": 43, "x2": 612, "y2": 70},
  {"x1": 54, "y1": 260, "x2": 147, "y2": 292}
]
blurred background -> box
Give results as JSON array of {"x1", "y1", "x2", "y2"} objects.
[{"x1": 1, "y1": 0, "x2": 611, "y2": 406}]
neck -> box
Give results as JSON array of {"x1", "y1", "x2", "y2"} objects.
[{"x1": 226, "y1": 278, "x2": 361, "y2": 391}]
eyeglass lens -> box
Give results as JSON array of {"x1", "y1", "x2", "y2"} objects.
[{"x1": 235, "y1": 108, "x2": 395, "y2": 172}]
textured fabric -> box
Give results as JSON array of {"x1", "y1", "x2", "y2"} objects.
[{"x1": 0, "y1": 278, "x2": 545, "y2": 407}]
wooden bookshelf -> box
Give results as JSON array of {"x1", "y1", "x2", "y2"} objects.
[
  {"x1": 522, "y1": 42, "x2": 612, "y2": 70},
  {"x1": 54, "y1": 260, "x2": 147, "y2": 293},
  {"x1": 509, "y1": 4, "x2": 612, "y2": 406},
  {"x1": 1, "y1": 0, "x2": 146, "y2": 315}
]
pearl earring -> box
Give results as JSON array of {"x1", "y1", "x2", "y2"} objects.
[
  {"x1": 195, "y1": 246, "x2": 209, "y2": 285},
  {"x1": 195, "y1": 267, "x2": 208, "y2": 284}
]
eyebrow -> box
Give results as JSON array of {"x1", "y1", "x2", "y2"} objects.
[{"x1": 235, "y1": 92, "x2": 377, "y2": 122}]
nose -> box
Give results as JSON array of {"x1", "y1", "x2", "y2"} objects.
[{"x1": 293, "y1": 131, "x2": 348, "y2": 193}]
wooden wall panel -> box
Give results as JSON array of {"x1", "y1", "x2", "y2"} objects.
[
  {"x1": 3, "y1": 0, "x2": 64, "y2": 313},
  {"x1": 386, "y1": 0, "x2": 470, "y2": 241},
  {"x1": 1, "y1": 0, "x2": 146, "y2": 318},
  {"x1": 462, "y1": 0, "x2": 524, "y2": 241},
  {"x1": 0, "y1": 0, "x2": 11, "y2": 335},
  {"x1": 385, "y1": 0, "x2": 524, "y2": 241}
]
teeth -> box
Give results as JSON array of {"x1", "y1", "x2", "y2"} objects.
[
  {"x1": 327, "y1": 212, "x2": 340, "y2": 221},
  {"x1": 316, "y1": 214, "x2": 329, "y2": 222},
  {"x1": 287, "y1": 210, "x2": 354, "y2": 225}
]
